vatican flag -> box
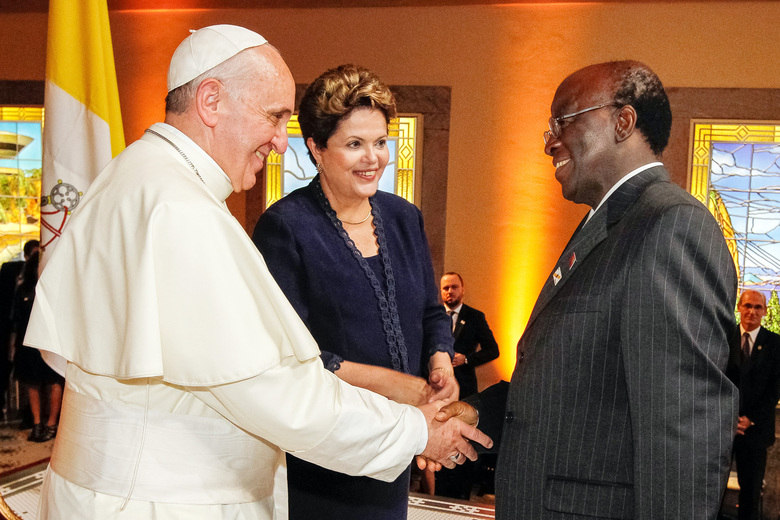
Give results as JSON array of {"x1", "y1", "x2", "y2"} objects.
[
  {"x1": 39, "y1": 0, "x2": 124, "y2": 375},
  {"x1": 41, "y1": 0, "x2": 125, "y2": 263}
]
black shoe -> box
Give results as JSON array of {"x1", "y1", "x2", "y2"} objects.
[
  {"x1": 36, "y1": 425, "x2": 56, "y2": 442},
  {"x1": 28, "y1": 423, "x2": 43, "y2": 442},
  {"x1": 18, "y1": 407, "x2": 33, "y2": 429}
]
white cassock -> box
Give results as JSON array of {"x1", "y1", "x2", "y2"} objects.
[{"x1": 25, "y1": 123, "x2": 427, "y2": 519}]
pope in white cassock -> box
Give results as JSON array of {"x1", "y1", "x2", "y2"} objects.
[{"x1": 24, "y1": 25, "x2": 491, "y2": 519}]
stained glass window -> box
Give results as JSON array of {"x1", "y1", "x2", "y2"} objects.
[
  {"x1": 689, "y1": 121, "x2": 780, "y2": 292},
  {"x1": 0, "y1": 107, "x2": 43, "y2": 263},
  {"x1": 265, "y1": 115, "x2": 420, "y2": 208}
]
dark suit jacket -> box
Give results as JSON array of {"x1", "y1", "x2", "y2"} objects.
[
  {"x1": 726, "y1": 326, "x2": 780, "y2": 447},
  {"x1": 494, "y1": 166, "x2": 738, "y2": 520},
  {"x1": 451, "y1": 303, "x2": 499, "y2": 398}
]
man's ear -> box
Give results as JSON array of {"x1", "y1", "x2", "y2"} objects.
[
  {"x1": 615, "y1": 104, "x2": 637, "y2": 143},
  {"x1": 195, "y1": 78, "x2": 222, "y2": 128}
]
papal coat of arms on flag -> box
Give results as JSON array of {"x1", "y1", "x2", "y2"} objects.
[{"x1": 41, "y1": 0, "x2": 125, "y2": 260}]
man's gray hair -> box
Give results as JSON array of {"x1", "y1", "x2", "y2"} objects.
[{"x1": 165, "y1": 49, "x2": 259, "y2": 114}]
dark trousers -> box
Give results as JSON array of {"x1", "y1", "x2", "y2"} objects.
[
  {"x1": 734, "y1": 435, "x2": 767, "y2": 520},
  {"x1": 0, "y1": 359, "x2": 9, "y2": 412},
  {"x1": 435, "y1": 459, "x2": 475, "y2": 500}
]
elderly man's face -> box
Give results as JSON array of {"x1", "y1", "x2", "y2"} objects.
[
  {"x1": 543, "y1": 67, "x2": 620, "y2": 208},
  {"x1": 217, "y1": 48, "x2": 295, "y2": 193},
  {"x1": 738, "y1": 290, "x2": 767, "y2": 332}
]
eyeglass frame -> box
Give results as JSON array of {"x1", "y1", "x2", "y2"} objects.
[{"x1": 544, "y1": 102, "x2": 620, "y2": 144}]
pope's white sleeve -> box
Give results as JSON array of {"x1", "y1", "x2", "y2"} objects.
[{"x1": 190, "y1": 355, "x2": 428, "y2": 482}]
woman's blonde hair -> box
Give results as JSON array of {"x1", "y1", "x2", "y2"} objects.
[{"x1": 298, "y1": 64, "x2": 396, "y2": 164}]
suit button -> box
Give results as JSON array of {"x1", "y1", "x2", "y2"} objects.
[{"x1": 505, "y1": 411, "x2": 514, "y2": 424}]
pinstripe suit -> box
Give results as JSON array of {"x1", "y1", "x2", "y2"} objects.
[{"x1": 495, "y1": 166, "x2": 738, "y2": 519}]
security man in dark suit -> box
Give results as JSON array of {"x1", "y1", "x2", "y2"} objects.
[
  {"x1": 437, "y1": 271, "x2": 500, "y2": 499},
  {"x1": 726, "y1": 289, "x2": 780, "y2": 520},
  {"x1": 440, "y1": 272, "x2": 499, "y2": 399}
]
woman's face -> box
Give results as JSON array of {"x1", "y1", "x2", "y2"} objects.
[{"x1": 310, "y1": 107, "x2": 389, "y2": 206}]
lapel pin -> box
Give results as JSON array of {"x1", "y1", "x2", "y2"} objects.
[
  {"x1": 553, "y1": 267, "x2": 562, "y2": 286},
  {"x1": 568, "y1": 252, "x2": 577, "y2": 270}
]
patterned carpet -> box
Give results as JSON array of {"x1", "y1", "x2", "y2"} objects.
[
  {"x1": 0, "y1": 421, "x2": 52, "y2": 479},
  {"x1": 1, "y1": 462, "x2": 45, "y2": 520},
  {"x1": 0, "y1": 421, "x2": 51, "y2": 520}
]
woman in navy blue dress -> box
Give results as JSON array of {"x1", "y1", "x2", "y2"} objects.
[{"x1": 253, "y1": 64, "x2": 457, "y2": 520}]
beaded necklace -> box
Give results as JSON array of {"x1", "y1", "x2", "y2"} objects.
[{"x1": 313, "y1": 176, "x2": 410, "y2": 373}]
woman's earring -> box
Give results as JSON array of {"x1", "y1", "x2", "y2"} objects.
[{"x1": 316, "y1": 163, "x2": 324, "y2": 175}]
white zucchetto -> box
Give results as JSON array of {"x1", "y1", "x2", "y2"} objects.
[{"x1": 167, "y1": 24, "x2": 267, "y2": 92}]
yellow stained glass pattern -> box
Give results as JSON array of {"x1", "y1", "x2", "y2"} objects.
[
  {"x1": 388, "y1": 116, "x2": 418, "y2": 202},
  {"x1": 0, "y1": 106, "x2": 44, "y2": 261},
  {"x1": 688, "y1": 120, "x2": 780, "y2": 288},
  {"x1": 689, "y1": 121, "x2": 780, "y2": 203},
  {"x1": 0, "y1": 106, "x2": 44, "y2": 123}
]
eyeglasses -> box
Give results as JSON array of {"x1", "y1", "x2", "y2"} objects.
[{"x1": 543, "y1": 102, "x2": 617, "y2": 144}]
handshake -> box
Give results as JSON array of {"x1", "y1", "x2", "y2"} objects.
[{"x1": 416, "y1": 401, "x2": 491, "y2": 471}]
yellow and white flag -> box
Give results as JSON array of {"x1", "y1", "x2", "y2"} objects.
[{"x1": 41, "y1": 0, "x2": 124, "y2": 262}]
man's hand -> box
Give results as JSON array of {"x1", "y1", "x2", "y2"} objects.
[
  {"x1": 451, "y1": 353, "x2": 467, "y2": 367},
  {"x1": 428, "y1": 351, "x2": 459, "y2": 403},
  {"x1": 417, "y1": 401, "x2": 492, "y2": 470},
  {"x1": 416, "y1": 400, "x2": 481, "y2": 471},
  {"x1": 434, "y1": 400, "x2": 479, "y2": 426},
  {"x1": 736, "y1": 415, "x2": 753, "y2": 435}
]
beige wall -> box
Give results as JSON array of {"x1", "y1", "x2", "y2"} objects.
[{"x1": 3, "y1": 2, "x2": 779, "y2": 385}]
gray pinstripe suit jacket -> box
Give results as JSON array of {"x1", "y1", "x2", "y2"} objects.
[{"x1": 495, "y1": 166, "x2": 738, "y2": 519}]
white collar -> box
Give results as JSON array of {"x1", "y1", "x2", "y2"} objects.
[
  {"x1": 445, "y1": 303, "x2": 463, "y2": 314},
  {"x1": 740, "y1": 325, "x2": 760, "y2": 343},
  {"x1": 585, "y1": 162, "x2": 663, "y2": 224},
  {"x1": 145, "y1": 123, "x2": 234, "y2": 203}
]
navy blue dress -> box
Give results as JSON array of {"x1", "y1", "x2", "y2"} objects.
[{"x1": 253, "y1": 178, "x2": 453, "y2": 520}]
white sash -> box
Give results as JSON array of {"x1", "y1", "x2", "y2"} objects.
[{"x1": 51, "y1": 387, "x2": 275, "y2": 504}]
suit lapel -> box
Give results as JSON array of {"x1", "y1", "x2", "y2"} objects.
[
  {"x1": 523, "y1": 166, "x2": 669, "y2": 333},
  {"x1": 452, "y1": 305, "x2": 468, "y2": 339},
  {"x1": 748, "y1": 327, "x2": 768, "y2": 366},
  {"x1": 524, "y1": 211, "x2": 607, "y2": 329}
]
